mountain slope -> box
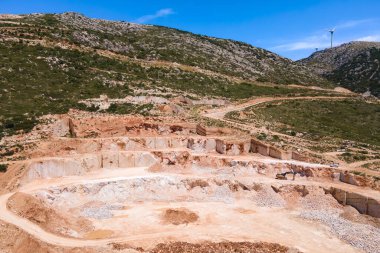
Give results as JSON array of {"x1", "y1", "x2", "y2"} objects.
[
  {"x1": 1, "y1": 12, "x2": 328, "y2": 85},
  {"x1": 300, "y1": 41, "x2": 380, "y2": 97},
  {"x1": 0, "y1": 13, "x2": 337, "y2": 138}
]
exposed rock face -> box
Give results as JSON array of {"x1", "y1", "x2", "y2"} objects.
[
  {"x1": 300, "y1": 41, "x2": 380, "y2": 97},
  {"x1": 24, "y1": 155, "x2": 102, "y2": 183},
  {"x1": 328, "y1": 187, "x2": 380, "y2": 218}
]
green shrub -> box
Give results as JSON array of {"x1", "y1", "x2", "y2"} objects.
[
  {"x1": 257, "y1": 133, "x2": 267, "y2": 140},
  {"x1": 0, "y1": 164, "x2": 8, "y2": 173},
  {"x1": 352, "y1": 171, "x2": 366, "y2": 177}
]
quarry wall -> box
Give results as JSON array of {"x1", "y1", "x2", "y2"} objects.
[{"x1": 329, "y1": 187, "x2": 380, "y2": 218}]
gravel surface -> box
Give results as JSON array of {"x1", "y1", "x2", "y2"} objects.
[
  {"x1": 300, "y1": 210, "x2": 380, "y2": 253},
  {"x1": 81, "y1": 204, "x2": 124, "y2": 219},
  {"x1": 298, "y1": 186, "x2": 342, "y2": 210},
  {"x1": 253, "y1": 185, "x2": 286, "y2": 207}
]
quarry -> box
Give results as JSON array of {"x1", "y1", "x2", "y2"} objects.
[
  {"x1": 0, "y1": 11, "x2": 380, "y2": 253},
  {"x1": 0, "y1": 108, "x2": 379, "y2": 253}
]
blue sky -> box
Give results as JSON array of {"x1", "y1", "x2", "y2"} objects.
[{"x1": 1, "y1": 0, "x2": 380, "y2": 60}]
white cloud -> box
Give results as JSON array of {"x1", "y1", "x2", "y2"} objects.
[
  {"x1": 272, "y1": 34, "x2": 331, "y2": 51},
  {"x1": 134, "y1": 8, "x2": 174, "y2": 23},
  {"x1": 355, "y1": 34, "x2": 380, "y2": 42},
  {"x1": 335, "y1": 19, "x2": 375, "y2": 29}
]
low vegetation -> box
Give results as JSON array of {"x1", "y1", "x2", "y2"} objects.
[
  {"x1": 11, "y1": 13, "x2": 328, "y2": 86},
  {"x1": 227, "y1": 99, "x2": 380, "y2": 146},
  {"x1": 329, "y1": 47, "x2": 380, "y2": 97},
  {"x1": 106, "y1": 103, "x2": 153, "y2": 116},
  {"x1": 0, "y1": 164, "x2": 8, "y2": 173},
  {"x1": 363, "y1": 162, "x2": 380, "y2": 172},
  {"x1": 351, "y1": 170, "x2": 380, "y2": 182},
  {"x1": 338, "y1": 152, "x2": 374, "y2": 163},
  {"x1": 0, "y1": 41, "x2": 338, "y2": 138}
]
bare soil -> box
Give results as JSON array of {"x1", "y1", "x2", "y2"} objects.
[
  {"x1": 162, "y1": 208, "x2": 199, "y2": 225},
  {"x1": 7, "y1": 192, "x2": 93, "y2": 238},
  {"x1": 149, "y1": 242, "x2": 297, "y2": 253}
]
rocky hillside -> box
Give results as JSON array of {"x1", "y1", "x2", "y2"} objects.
[
  {"x1": 300, "y1": 41, "x2": 380, "y2": 97},
  {"x1": 0, "y1": 12, "x2": 336, "y2": 138},
  {"x1": 1, "y1": 12, "x2": 327, "y2": 85}
]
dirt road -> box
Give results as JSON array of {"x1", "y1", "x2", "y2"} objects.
[
  {"x1": 201, "y1": 95, "x2": 371, "y2": 172},
  {"x1": 202, "y1": 96, "x2": 348, "y2": 134}
]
